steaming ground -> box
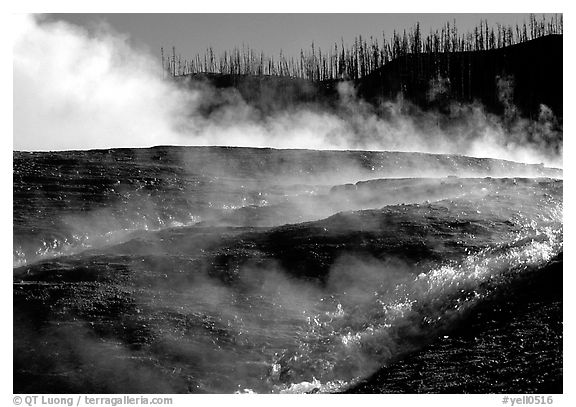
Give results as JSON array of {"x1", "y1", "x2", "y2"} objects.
[{"x1": 13, "y1": 147, "x2": 562, "y2": 393}]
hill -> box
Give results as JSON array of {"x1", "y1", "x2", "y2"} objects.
[
  {"x1": 176, "y1": 35, "x2": 562, "y2": 120},
  {"x1": 357, "y1": 35, "x2": 562, "y2": 118}
]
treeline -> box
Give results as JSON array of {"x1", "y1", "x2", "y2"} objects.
[{"x1": 162, "y1": 14, "x2": 562, "y2": 81}]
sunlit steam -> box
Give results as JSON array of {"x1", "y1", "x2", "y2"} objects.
[
  {"x1": 14, "y1": 15, "x2": 561, "y2": 167},
  {"x1": 13, "y1": 14, "x2": 195, "y2": 150}
]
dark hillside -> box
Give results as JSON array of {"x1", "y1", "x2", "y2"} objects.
[
  {"x1": 357, "y1": 35, "x2": 562, "y2": 118},
  {"x1": 177, "y1": 35, "x2": 562, "y2": 120},
  {"x1": 176, "y1": 73, "x2": 337, "y2": 116}
]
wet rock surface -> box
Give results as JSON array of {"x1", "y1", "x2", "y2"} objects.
[{"x1": 13, "y1": 147, "x2": 562, "y2": 393}]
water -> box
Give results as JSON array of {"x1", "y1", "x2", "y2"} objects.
[{"x1": 13, "y1": 146, "x2": 563, "y2": 393}]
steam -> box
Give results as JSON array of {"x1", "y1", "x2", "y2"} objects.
[
  {"x1": 15, "y1": 216, "x2": 562, "y2": 393},
  {"x1": 13, "y1": 14, "x2": 194, "y2": 150},
  {"x1": 14, "y1": 15, "x2": 561, "y2": 166}
]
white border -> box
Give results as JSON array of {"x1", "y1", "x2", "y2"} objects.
[{"x1": 3, "y1": 2, "x2": 573, "y2": 405}]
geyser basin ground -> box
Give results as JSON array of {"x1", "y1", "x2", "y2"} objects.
[{"x1": 13, "y1": 146, "x2": 562, "y2": 393}]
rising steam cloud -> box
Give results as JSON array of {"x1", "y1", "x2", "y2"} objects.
[
  {"x1": 14, "y1": 14, "x2": 562, "y2": 166},
  {"x1": 13, "y1": 14, "x2": 194, "y2": 150}
]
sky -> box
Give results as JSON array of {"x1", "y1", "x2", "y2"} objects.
[{"x1": 45, "y1": 13, "x2": 549, "y2": 62}]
